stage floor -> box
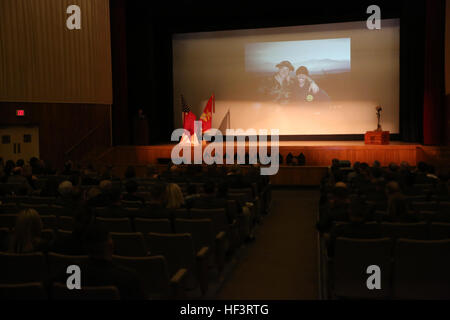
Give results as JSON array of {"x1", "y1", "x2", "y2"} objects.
[
  {"x1": 98, "y1": 140, "x2": 438, "y2": 167},
  {"x1": 96, "y1": 141, "x2": 448, "y2": 185}
]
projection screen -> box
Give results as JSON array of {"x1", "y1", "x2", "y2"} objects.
[{"x1": 173, "y1": 19, "x2": 400, "y2": 135}]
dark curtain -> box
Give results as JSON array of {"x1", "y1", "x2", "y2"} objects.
[
  {"x1": 422, "y1": 0, "x2": 446, "y2": 145},
  {"x1": 110, "y1": 0, "x2": 131, "y2": 145},
  {"x1": 126, "y1": 3, "x2": 174, "y2": 145},
  {"x1": 399, "y1": 0, "x2": 426, "y2": 142}
]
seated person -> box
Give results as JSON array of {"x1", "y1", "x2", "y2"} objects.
[
  {"x1": 165, "y1": 183, "x2": 185, "y2": 210},
  {"x1": 184, "y1": 184, "x2": 201, "y2": 209},
  {"x1": 9, "y1": 209, "x2": 53, "y2": 253},
  {"x1": 54, "y1": 223, "x2": 145, "y2": 300},
  {"x1": 52, "y1": 205, "x2": 93, "y2": 255},
  {"x1": 192, "y1": 181, "x2": 227, "y2": 210},
  {"x1": 87, "y1": 180, "x2": 113, "y2": 207},
  {"x1": 327, "y1": 197, "x2": 382, "y2": 257},
  {"x1": 317, "y1": 182, "x2": 350, "y2": 233},
  {"x1": 143, "y1": 183, "x2": 169, "y2": 218},
  {"x1": 122, "y1": 180, "x2": 145, "y2": 203},
  {"x1": 385, "y1": 181, "x2": 418, "y2": 222}
]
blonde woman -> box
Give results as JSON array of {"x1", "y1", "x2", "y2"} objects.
[
  {"x1": 10, "y1": 209, "x2": 47, "y2": 253},
  {"x1": 165, "y1": 183, "x2": 185, "y2": 209}
]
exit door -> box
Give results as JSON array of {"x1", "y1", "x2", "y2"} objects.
[{"x1": 0, "y1": 126, "x2": 40, "y2": 163}]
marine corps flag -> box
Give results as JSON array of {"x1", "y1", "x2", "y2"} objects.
[{"x1": 199, "y1": 93, "x2": 215, "y2": 133}]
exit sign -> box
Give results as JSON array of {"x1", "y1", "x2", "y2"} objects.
[{"x1": 16, "y1": 109, "x2": 25, "y2": 116}]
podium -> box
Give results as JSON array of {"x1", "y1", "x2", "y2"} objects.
[{"x1": 364, "y1": 131, "x2": 390, "y2": 145}]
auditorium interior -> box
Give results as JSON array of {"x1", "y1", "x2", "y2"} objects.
[{"x1": 0, "y1": 0, "x2": 449, "y2": 301}]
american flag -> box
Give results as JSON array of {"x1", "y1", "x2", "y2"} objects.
[{"x1": 181, "y1": 94, "x2": 190, "y2": 113}]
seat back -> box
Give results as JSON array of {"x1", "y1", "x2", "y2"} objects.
[
  {"x1": 134, "y1": 218, "x2": 172, "y2": 234},
  {"x1": 0, "y1": 252, "x2": 46, "y2": 284},
  {"x1": 110, "y1": 232, "x2": 147, "y2": 256},
  {"x1": 58, "y1": 216, "x2": 74, "y2": 231},
  {"x1": 190, "y1": 208, "x2": 228, "y2": 236},
  {"x1": 333, "y1": 237, "x2": 393, "y2": 299},
  {"x1": 40, "y1": 215, "x2": 57, "y2": 230},
  {"x1": 411, "y1": 201, "x2": 438, "y2": 212},
  {"x1": 0, "y1": 282, "x2": 47, "y2": 299},
  {"x1": 0, "y1": 203, "x2": 19, "y2": 214},
  {"x1": 96, "y1": 217, "x2": 133, "y2": 233},
  {"x1": 174, "y1": 218, "x2": 214, "y2": 253},
  {"x1": 430, "y1": 223, "x2": 450, "y2": 240},
  {"x1": 146, "y1": 232, "x2": 195, "y2": 278},
  {"x1": 56, "y1": 229, "x2": 73, "y2": 243},
  {"x1": 112, "y1": 255, "x2": 171, "y2": 299},
  {"x1": 121, "y1": 200, "x2": 143, "y2": 208},
  {"x1": 0, "y1": 228, "x2": 10, "y2": 252},
  {"x1": 172, "y1": 208, "x2": 190, "y2": 219},
  {"x1": 47, "y1": 252, "x2": 89, "y2": 279},
  {"x1": 438, "y1": 202, "x2": 450, "y2": 214},
  {"x1": 381, "y1": 222, "x2": 429, "y2": 240},
  {"x1": 393, "y1": 239, "x2": 450, "y2": 299},
  {"x1": 0, "y1": 214, "x2": 17, "y2": 229},
  {"x1": 52, "y1": 282, "x2": 120, "y2": 300}
]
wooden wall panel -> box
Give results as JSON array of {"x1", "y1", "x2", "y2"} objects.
[
  {"x1": 0, "y1": 0, "x2": 112, "y2": 104},
  {"x1": 98, "y1": 144, "x2": 420, "y2": 167},
  {"x1": 0, "y1": 102, "x2": 111, "y2": 168}
]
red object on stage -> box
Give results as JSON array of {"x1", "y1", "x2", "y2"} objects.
[
  {"x1": 183, "y1": 111, "x2": 197, "y2": 136},
  {"x1": 364, "y1": 131, "x2": 390, "y2": 145},
  {"x1": 200, "y1": 93, "x2": 215, "y2": 132}
]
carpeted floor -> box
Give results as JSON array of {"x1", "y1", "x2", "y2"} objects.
[{"x1": 215, "y1": 188, "x2": 320, "y2": 300}]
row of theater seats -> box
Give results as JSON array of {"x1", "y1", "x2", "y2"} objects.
[
  {"x1": 332, "y1": 221, "x2": 450, "y2": 240},
  {"x1": 330, "y1": 237, "x2": 450, "y2": 299},
  {"x1": 320, "y1": 219, "x2": 450, "y2": 299},
  {"x1": 0, "y1": 252, "x2": 186, "y2": 299},
  {"x1": 0, "y1": 186, "x2": 270, "y2": 299}
]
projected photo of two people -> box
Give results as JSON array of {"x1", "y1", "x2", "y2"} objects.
[
  {"x1": 248, "y1": 38, "x2": 351, "y2": 106},
  {"x1": 260, "y1": 61, "x2": 330, "y2": 104}
]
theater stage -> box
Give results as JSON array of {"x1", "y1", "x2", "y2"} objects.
[{"x1": 96, "y1": 141, "x2": 448, "y2": 186}]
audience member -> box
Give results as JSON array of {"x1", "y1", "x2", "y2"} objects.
[
  {"x1": 73, "y1": 223, "x2": 145, "y2": 299},
  {"x1": 9, "y1": 209, "x2": 51, "y2": 253}
]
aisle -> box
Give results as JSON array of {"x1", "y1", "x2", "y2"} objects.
[{"x1": 215, "y1": 188, "x2": 320, "y2": 299}]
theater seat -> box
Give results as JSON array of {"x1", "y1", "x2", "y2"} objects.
[
  {"x1": 40, "y1": 215, "x2": 57, "y2": 230},
  {"x1": 51, "y1": 282, "x2": 120, "y2": 300},
  {"x1": 96, "y1": 217, "x2": 133, "y2": 233},
  {"x1": 174, "y1": 218, "x2": 225, "y2": 273},
  {"x1": 381, "y1": 222, "x2": 429, "y2": 240},
  {"x1": 110, "y1": 232, "x2": 147, "y2": 256},
  {"x1": 393, "y1": 239, "x2": 450, "y2": 299},
  {"x1": 58, "y1": 216, "x2": 74, "y2": 231},
  {"x1": 0, "y1": 228, "x2": 10, "y2": 252},
  {"x1": 430, "y1": 223, "x2": 450, "y2": 240},
  {"x1": 0, "y1": 214, "x2": 17, "y2": 229},
  {"x1": 47, "y1": 252, "x2": 89, "y2": 280},
  {"x1": 0, "y1": 282, "x2": 48, "y2": 299},
  {"x1": 332, "y1": 237, "x2": 393, "y2": 299},
  {"x1": 190, "y1": 208, "x2": 231, "y2": 252},
  {"x1": 0, "y1": 252, "x2": 46, "y2": 284},
  {"x1": 411, "y1": 201, "x2": 438, "y2": 212},
  {"x1": 146, "y1": 232, "x2": 209, "y2": 295},
  {"x1": 112, "y1": 255, "x2": 186, "y2": 299},
  {"x1": 134, "y1": 218, "x2": 172, "y2": 234}
]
